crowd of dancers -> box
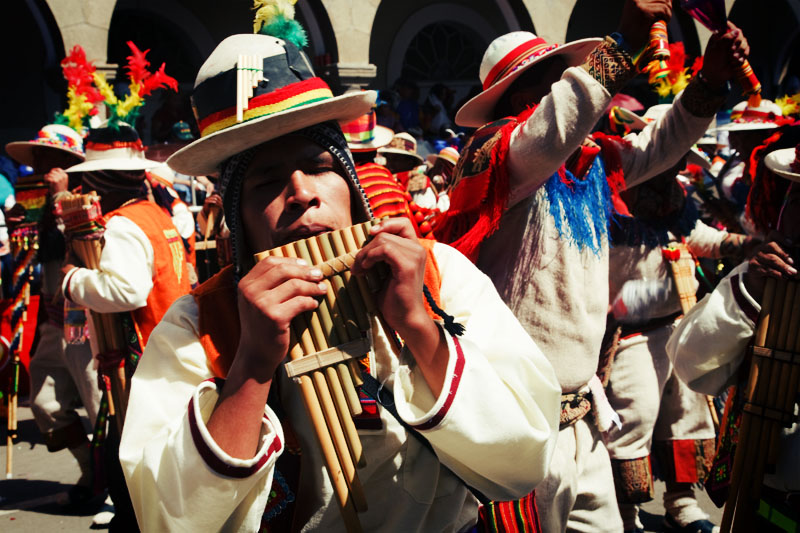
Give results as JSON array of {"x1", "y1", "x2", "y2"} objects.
[{"x1": 1, "y1": 0, "x2": 799, "y2": 532}]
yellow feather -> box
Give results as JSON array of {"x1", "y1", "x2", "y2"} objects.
[
  {"x1": 253, "y1": 0, "x2": 297, "y2": 33},
  {"x1": 93, "y1": 72, "x2": 118, "y2": 106},
  {"x1": 655, "y1": 80, "x2": 672, "y2": 99},
  {"x1": 776, "y1": 92, "x2": 800, "y2": 117}
]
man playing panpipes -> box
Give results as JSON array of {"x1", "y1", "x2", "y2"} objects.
[
  {"x1": 118, "y1": 32, "x2": 561, "y2": 532},
  {"x1": 667, "y1": 132, "x2": 800, "y2": 531},
  {"x1": 432, "y1": 0, "x2": 751, "y2": 530}
]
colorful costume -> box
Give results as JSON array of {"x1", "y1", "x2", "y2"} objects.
[
  {"x1": 666, "y1": 263, "x2": 800, "y2": 527},
  {"x1": 435, "y1": 30, "x2": 728, "y2": 531},
  {"x1": 119, "y1": 23, "x2": 561, "y2": 532},
  {"x1": 120, "y1": 242, "x2": 560, "y2": 531},
  {"x1": 605, "y1": 178, "x2": 743, "y2": 530}
]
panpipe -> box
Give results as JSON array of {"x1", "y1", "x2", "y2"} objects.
[
  {"x1": 57, "y1": 192, "x2": 129, "y2": 432},
  {"x1": 721, "y1": 277, "x2": 800, "y2": 532},
  {"x1": 662, "y1": 243, "x2": 697, "y2": 314},
  {"x1": 254, "y1": 219, "x2": 390, "y2": 533},
  {"x1": 236, "y1": 54, "x2": 264, "y2": 123},
  {"x1": 663, "y1": 244, "x2": 720, "y2": 430}
]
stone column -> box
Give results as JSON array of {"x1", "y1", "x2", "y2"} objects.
[
  {"x1": 320, "y1": 0, "x2": 380, "y2": 92},
  {"x1": 45, "y1": 0, "x2": 118, "y2": 121}
]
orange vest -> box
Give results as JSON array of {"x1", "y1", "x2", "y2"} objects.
[
  {"x1": 107, "y1": 200, "x2": 192, "y2": 345},
  {"x1": 193, "y1": 239, "x2": 444, "y2": 378}
]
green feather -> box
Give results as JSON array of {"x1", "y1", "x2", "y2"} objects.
[{"x1": 258, "y1": 14, "x2": 308, "y2": 49}]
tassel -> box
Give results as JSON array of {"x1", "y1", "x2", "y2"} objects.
[{"x1": 422, "y1": 284, "x2": 464, "y2": 337}]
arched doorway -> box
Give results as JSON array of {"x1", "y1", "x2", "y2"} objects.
[
  {"x1": 107, "y1": 6, "x2": 206, "y2": 144},
  {"x1": 1, "y1": 0, "x2": 65, "y2": 152}
]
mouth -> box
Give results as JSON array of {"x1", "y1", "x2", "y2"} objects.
[{"x1": 278, "y1": 223, "x2": 333, "y2": 246}]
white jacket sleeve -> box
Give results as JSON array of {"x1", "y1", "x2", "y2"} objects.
[
  {"x1": 63, "y1": 216, "x2": 154, "y2": 313},
  {"x1": 667, "y1": 263, "x2": 759, "y2": 395},
  {"x1": 507, "y1": 67, "x2": 612, "y2": 206},
  {"x1": 120, "y1": 295, "x2": 284, "y2": 532},
  {"x1": 619, "y1": 91, "x2": 715, "y2": 189},
  {"x1": 391, "y1": 243, "x2": 561, "y2": 501},
  {"x1": 686, "y1": 219, "x2": 729, "y2": 259}
]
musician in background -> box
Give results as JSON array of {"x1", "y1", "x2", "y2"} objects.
[
  {"x1": 603, "y1": 120, "x2": 756, "y2": 532},
  {"x1": 432, "y1": 0, "x2": 750, "y2": 529},
  {"x1": 61, "y1": 123, "x2": 193, "y2": 532},
  {"x1": 4, "y1": 124, "x2": 102, "y2": 507},
  {"x1": 118, "y1": 33, "x2": 561, "y2": 532},
  {"x1": 667, "y1": 138, "x2": 800, "y2": 532}
]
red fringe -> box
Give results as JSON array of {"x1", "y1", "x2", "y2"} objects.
[
  {"x1": 592, "y1": 132, "x2": 631, "y2": 217},
  {"x1": 434, "y1": 107, "x2": 536, "y2": 262}
]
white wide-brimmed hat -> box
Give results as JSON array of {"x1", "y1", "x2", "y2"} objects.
[
  {"x1": 168, "y1": 34, "x2": 375, "y2": 176},
  {"x1": 66, "y1": 123, "x2": 161, "y2": 173},
  {"x1": 616, "y1": 104, "x2": 712, "y2": 170},
  {"x1": 765, "y1": 145, "x2": 800, "y2": 182},
  {"x1": 714, "y1": 99, "x2": 785, "y2": 132},
  {"x1": 378, "y1": 132, "x2": 425, "y2": 166},
  {"x1": 6, "y1": 124, "x2": 85, "y2": 168},
  {"x1": 455, "y1": 31, "x2": 602, "y2": 128}
]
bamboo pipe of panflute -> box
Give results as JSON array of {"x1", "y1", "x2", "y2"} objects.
[
  {"x1": 264, "y1": 242, "x2": 368, "y2": 524},
  {"x1": 278, "y1": 242, "x2": 366, "y2": 512},
  {"x1": 305, "y1": 236, "x2": 363, "y2": 417},
  {"x1": 721, "y1": 277, "x2": 778, "y2": 532},
  {"x1": 292, "y1": 239, "x2": 365, "y2": 468}
]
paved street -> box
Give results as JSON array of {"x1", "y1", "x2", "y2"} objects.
[{"x1": 1, "y1": 403, "x2": 722, "y2": 532}]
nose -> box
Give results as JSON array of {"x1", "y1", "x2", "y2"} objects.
[{"x1": 285, "y1": 170, "x2": 320, "y2": 212}]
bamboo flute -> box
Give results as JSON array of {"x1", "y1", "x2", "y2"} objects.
[
  {"x1": 263, "y1": 245, "x2": 365, "y2": 531},
  {"x1": 292, "y1": 239, "x2": 365, "y2": 468},
  {"x1": 721, "y1": 278, "x2": 777, "y2": 531}
]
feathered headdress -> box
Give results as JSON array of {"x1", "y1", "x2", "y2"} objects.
[
  {"x1": 647, "y1": 43, "x2": 702, "y2": 103},
  {"x1": 92, "y1": 41, "x2": 178, "y2": 128},
  {"x1": 54, "y1": 46, "x2": 105, "y2": 133},
  {"x1": 776, "y1": 92, "x2": 800, "y2": 118},
  {"x1": 253, "y1": 0, "x2": 308, "y2": 49}
]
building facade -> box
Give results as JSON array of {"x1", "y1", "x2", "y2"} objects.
[{"x1": 4, "y1": 0, "x2": 799, "y2": 149}]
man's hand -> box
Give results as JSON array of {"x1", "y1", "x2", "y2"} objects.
[
  {"x1": 352, "y1": 218, "x2": 431, "y2": 339},
  {"x1": 618, "y1": 0, "x2": 673, "y2": 52},
  {"x1": 236, "y1": 256, "x2": 327, "y2": 382},
  {"x1": 700, "y1": 22, "x2": 750, "y2": 89},
  {"x1": 202, "y1": 193, "x2": 223, "y2": 218},
  {"x1": 742, "y1": 233, "x2": 798, "y2": 302},
  {"x1": 44, "y1": 168, "x2": 69, "y2": 195},
  {"x1": 352, "y1": 218, "x2": 448, "y2": 396}
]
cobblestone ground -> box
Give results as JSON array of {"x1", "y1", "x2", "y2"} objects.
[{"x1": 1, "y1": 403, "x2": 723, "y2": 532}]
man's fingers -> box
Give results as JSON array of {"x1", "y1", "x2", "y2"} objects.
[
  {"x1": 265, "y1": 278, "x2": 327, "y2": 306},
  {"x1": 369, "y1": 217, "x2": 418, "y2": 241}
]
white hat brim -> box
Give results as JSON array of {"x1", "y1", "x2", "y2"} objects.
[
  {"x1": 765, "y1": 148, "x2": 800, "y2": 182},
  {"x1": 711, "y1": 122, "x2": 779, "y2": 133},
  {"x1": 455, "y1": 38, "x2": 602, "y2": 128},
  {"x1": 347, "y1": 125, "x2": 394, "y2": 152},
  {"x1": 688, "y1": 147, "x2": 712, "y2": 170},
  {"x1": 5, "y1": 141, "x2": 85, "y2": 168},
  {"x1": 376, "y1": 147, "x2": 425, "y2": 165},
  {"x1": 66, "y1": 156, "x2": 162, "y2": 173},
  {"x1": 168, "y1": 91, "x2": 376, "y2": 176}
]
